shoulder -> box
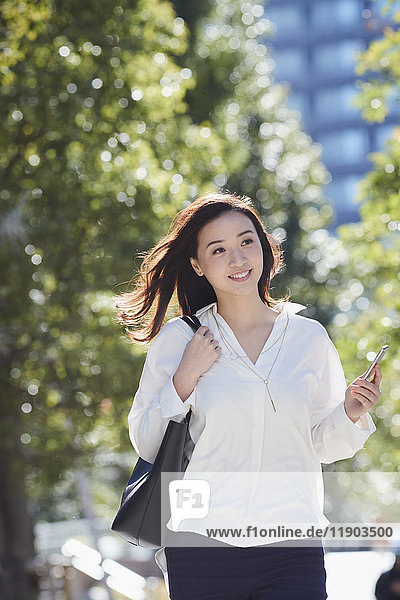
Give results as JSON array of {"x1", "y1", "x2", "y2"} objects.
[
  {"x1": 145, "y1": 315, "x2": 194, "y2": 359},
  {"x1": 290, "y1": 313, "x2": 335, "y2": 358},
  {"x1": 290, "y1": 312, "x2": 330, "y2": 339},
  {"x1": 278, "y1": 302, "x2": 329, "y2": 340}
]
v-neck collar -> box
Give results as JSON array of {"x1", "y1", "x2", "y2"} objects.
[{"x1": 195, "y1": 301, "x2": 306, "y2": 376}]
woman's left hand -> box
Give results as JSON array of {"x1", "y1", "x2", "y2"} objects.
[{"x1": 344, "y1": 364, "x2": 382, "y2": 423}]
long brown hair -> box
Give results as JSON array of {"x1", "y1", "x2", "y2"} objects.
[{"x1": 113, "y1": 191, "x2": 291, "y2": 344}]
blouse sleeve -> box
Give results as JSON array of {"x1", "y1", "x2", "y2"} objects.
[
  {"x1": 127, "y1": 319, "x2": 196, "y2": 463},
  {"x1": 309, "y1": 327, "x2": 376, "y2": 464}
]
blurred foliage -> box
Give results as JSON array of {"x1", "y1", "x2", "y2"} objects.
[
  {"x1": 0, "y1": 0, "x2": 380, "y2": 539},
  {"x1": 353, "y1": 0, "x2": 400, "y2": 122},
  {"x1": 315, "y1": 0, "x2": 400, "y2": 478},
  {"x1": 319, "y1": 134, "x2": 400, "y2": 476},
  {"x1": 0, "y1": 0, "x2": 230, "y2": 524}
]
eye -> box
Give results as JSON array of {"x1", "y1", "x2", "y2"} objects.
[{"x1": 212, "y1": 238, "x2": 254, "y2": 255}]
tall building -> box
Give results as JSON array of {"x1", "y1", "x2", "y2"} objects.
[{"x1": 263, "y1": 0, "x2": 399, "y2": 231}]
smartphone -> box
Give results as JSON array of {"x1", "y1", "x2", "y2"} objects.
[{"x1": 360, "y1": 345, "x2": 389, "y2": 381}]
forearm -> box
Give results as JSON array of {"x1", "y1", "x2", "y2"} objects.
[
  {"x1": 172, "y1": 366, "x2": 199, "y2": 403},
  {"x1": 128, "y1": 368, "x2": 198, "y2": 463},
  {"x1": 312, "y1": 401, "x2": 376, "y2": 463}
]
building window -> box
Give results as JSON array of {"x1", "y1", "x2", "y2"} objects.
[
  {"x1": 375, "y1": 124, "x2": 397, "y2": 151},
  {"x1": 286, "y1": 91, "x2": 309, "y2": 118},
  {"x1": 314, "y1": 85, "x2": 360, "y2": 120},
  {"x1": 265, "y1": 4, "x2": 304, "y2": 33},
  {"x1": 311, "y1": 0, "x2": 362, "y2": 30},
  {"x1": 270, "y1": 47, "x2": 307, "y2": 81},
  {"x1": 316, "y1": 129, "x2": 369, "y2": 164},
  {"x1": 312, "y1": 40, "x2": 363, "y2": 77},
  {"x1": 325, "y1": 174, "x2": 363, "y2": 213}
]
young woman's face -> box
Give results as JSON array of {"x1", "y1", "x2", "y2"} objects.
[{"x1": 190, "y1": 212, "x2": 264, "y2": 299}]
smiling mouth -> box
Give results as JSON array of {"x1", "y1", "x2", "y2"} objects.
[{"x1": 228, "y1": 269, "x2": 252, "y2": 280}]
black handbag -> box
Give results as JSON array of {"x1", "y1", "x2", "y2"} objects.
[{"x1": 111, "y1": 314, "x2": 202, "y2": 549}]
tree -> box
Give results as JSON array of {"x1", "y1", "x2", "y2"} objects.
[
  {"x1": 1, "y1": 0, "x2": 344, "y2": 596},
  {"x1": 353, "y1": 0, "x2": 400, "y2": 124},
  {"x1": 308, "y1": 0, "x2": 400, "y2": 528},
  {"x1": 0, "y1": 0, "x2": 224, "y2": 596}
]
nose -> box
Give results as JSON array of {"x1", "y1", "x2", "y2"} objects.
[{"x1": 229, "y1": 248, "x2": 248, "y2": 267}]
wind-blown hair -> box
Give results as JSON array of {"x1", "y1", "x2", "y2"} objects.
[{"x1": 113, "y1": 191, "x2": 291, "y2": 344}]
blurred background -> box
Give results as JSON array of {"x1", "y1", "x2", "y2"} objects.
[{"x1": 1, "y1": 0, "x2": 399, "y2": 598}]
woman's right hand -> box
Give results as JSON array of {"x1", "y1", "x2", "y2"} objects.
[{"x1": 178, "y1": 325, "x2": 221, "y2": 381}]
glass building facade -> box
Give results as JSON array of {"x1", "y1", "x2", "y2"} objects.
[{"x1": 263, "y1": 0, "x2": 399, "y2": 230}]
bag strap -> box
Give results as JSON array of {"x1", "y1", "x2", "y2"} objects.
[
  {"x1": 180, "y1": 314, "x2": 202, "y2": 332},
  {"x1": 178, "y1": 314, "x2": 202, "y2": 423}
]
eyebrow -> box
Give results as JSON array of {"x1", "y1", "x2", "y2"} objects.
[{"x1": 206, "y1": 230, "x2": 255, "y2": 249}]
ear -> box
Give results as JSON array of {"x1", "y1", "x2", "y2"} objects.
[{"x1": 189, "y1": 257, "x2": 203, "y2": 277}]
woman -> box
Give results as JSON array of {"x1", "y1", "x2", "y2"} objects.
[{"x1": 114, "y1": 191, "x2": 382, "y2": 600}]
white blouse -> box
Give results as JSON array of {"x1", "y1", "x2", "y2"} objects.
[{"x1": 127, "y1": 301, "x2": 376, "y2": 585}]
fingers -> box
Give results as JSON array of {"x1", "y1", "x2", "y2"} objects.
[
  {"x1": 371, "y1": 364, "x2": 382, "y2": 393},
  {"x1": 358, "y1": 365, "x2": 382, "y2": 390},
  {"x1": 373, "y1": 363, "x2": 383, "y2": 384},
  {"x1": 351, "y1": 391, "x2": 376, "y2": 410},
  {"x1": 196, "y1": 327, "x2": 215, "y2": 341},
  {"x1": 351, "y1": 383, "x2": 381, "y2": 401},
  {"x1": 197, "y1": 326, "x2": 210, "y2": 336},
  {"x1": 362, "y1": 363, "x2": 382, "y2": 383},
  {"x1": 351, "y1": 364, "x2": 382, "y2": 408},
  {"x1": 194, "y1": 327, "x2": 221, "y2": 356},
  {"x1": 204, "y1": 331, "x2": 217, "y2": 343},
  {"x1": 350, "y1": 388, "x2": 376, "y2": 404},
  {"x1": 350, "y1": 388, "x2": 381, "y2": 411},
  {"x1": 199, "y1": 328, "x2": 220, "y2": 350}
]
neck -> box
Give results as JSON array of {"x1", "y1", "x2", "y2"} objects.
[{"x1": 215, "y1": 295, "x2": 280, "y2": 330}]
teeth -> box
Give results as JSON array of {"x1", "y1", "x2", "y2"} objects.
[{"x1": 229, "y1": 270, "x2": 250, "y2": 279}]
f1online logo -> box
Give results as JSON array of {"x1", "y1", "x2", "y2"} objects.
[{"x1": 169, "y1": 480, "x2": 210, "y2": 531}]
